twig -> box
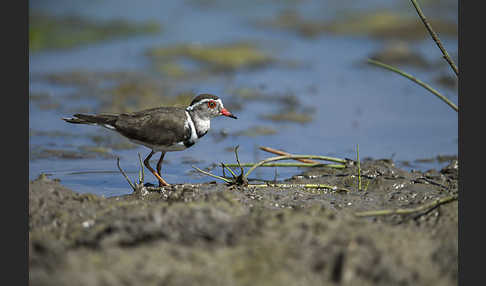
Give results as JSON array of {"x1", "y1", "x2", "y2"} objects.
[
  {"x1": 363, "y1": 178, "x2": 371, "y2": 192},
  {"x1": 357, "y1": 144, "x2": 361, "y2": 191},
  {"x1": 354, "y1": 194, "x2": 458, "y2": 217},
  {"x1": 221, "y1": 163, "x2": 238, "y2": 179},
  {"x1": 244, "y1": 155, "x2": 348, "y2": 180},
  {"x1": 410, "y1": 0, "x2": 458, "y2": 76},
  {"x1": 234, "y1": 145, "x2": 245, "y2": 175},
  {"x1": 116, "y1": 157, "x2": 136, "y2": 190},
  {"x1": 192, "y1": 147, "x2": 248, "y2": 186},
  {"x1": 368, "y1": 59, "x2": 458, "y2": 112},
  {"x1": 194, "y1": 147, "x2": 348, "y2": 186},
  {"x1": 138, "y1": 153, "x2": 144, "y2": 184},
  {"x1": 249, "y1": 183, "x2": 350, "y2": 192},
  {"x1": 192, "y1": 166, "x2": 233, "y2": 184},
  {"x1": 259, "y1": 146, "x2": 319, "y2": 164},
  {"x1": 413, "y1": 177, "x2": 449, "y2": 189},
  {"x1": 223, "y1": 162, "x2": 345, "y2": 168}
]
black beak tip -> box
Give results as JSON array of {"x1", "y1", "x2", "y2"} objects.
[{"x1": 230, "y1": 115, "x2": 238, "y2": 119}]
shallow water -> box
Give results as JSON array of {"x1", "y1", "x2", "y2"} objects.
[{"x1": 29, "y1": 0, "x2": 458, "y2": 197}]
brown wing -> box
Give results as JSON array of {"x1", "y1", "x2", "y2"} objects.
[{"x1": 113, "y1": 107, "x2": 191, "y2": 146}]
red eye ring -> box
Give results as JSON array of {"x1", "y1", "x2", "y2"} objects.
[{"x1": 207, "y1": 101, "x2": 216, "y2": 109}]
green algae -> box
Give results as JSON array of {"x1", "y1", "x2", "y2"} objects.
[
  {"x1": 235, "y1": 126, "x2": 277, "y2": 137},
  {"x1": 29, "y1": 12, "x2": 161, "y2": 52},
  {"x1": 30, "y1": 129, "x2": 76, "y2": 138},
  {"x1": 223, "y1": 87, "x2": 312, "y2": 124},
  {"x1": 44, "y1": 70, "x2": 147, "y2": 88},
  {"x1": 29, "y1": 92, "x2": 51, "y2": 101},
  {"x1": 157, "y1": 61, "x2": 189, "y2": 78},
  {"x1": 30, "y1": 146, "x2": 116, "y2": 160},
  {"x1": 260, "y1": 9, "x2": 457, "y2": 40},
  {"x1": 78, "y1": 146, "x2": 115, "y2": 158},
  {"x1": 369, "y1": 40, "x2": 431, "y2": 69},
  {"x1": 262, "y1": 110, "x2": 313, "y2": 124},
  {"x1": 147, "y1": 42, "x2": 274, "y2": 75},
  {"x1": 29, "y1": 91, "x2": 62, "y2": 110},
  {"x1": 230, "y1": 87, "x2": 299, "y2": 107},
  {"x1": 88, "y1": 134, "x2": 139, "y2": 151},
  {"x1": 324, "y1": 10, "x2": 457, "y2": 39},
  {"x1": 30, "y1": 148, "x2": 95, "y2": 160},
  {"x1": 104, "y1": 82, "x2": 195, "y2": 113},
  {"x1": 39, "y1": 69, "x2": 199, "y2": 115},
  {"x1": 434, "y1": 74, "x2": 457, "y2": 90}
]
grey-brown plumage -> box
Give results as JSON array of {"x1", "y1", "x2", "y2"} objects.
[
  {"x1": 116, "y1": 107, "x2": 192, "y2": 148},
  {"x1": 63, "y1": 94, "x2": 237, "y2": 187},
  {"x1": 65, "y1": 107, "x2": 193, "y2": 149},
  {"x1": 63, "y1": 113, "x2": 118, "y2": 126}
]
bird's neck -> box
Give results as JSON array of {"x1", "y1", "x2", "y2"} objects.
[{"x1": 187, "y1": 110, "x2": 210, "y2": 138}]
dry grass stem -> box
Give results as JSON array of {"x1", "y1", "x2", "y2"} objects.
[
  {"x1": 116, "y1": 157, "x2": 137, "y2": 190},
  {"x1": 368, "y1": 59, "x2": 458, "y2": 112},
  {"x1": 193, "y1": 146, "x2": 349, "y2": 186},
  {"x1": 223, "y1": 162, "x2": 345, "y2": 168},
  {"x1": 249, "y1": 183, "x2": 350, "y2": 192},
  {"x1": 357, "y1": 144, "x2": 362, "y2": 191},
  {"x1": 138, "y1": 153, "x2": 144, "y2": 184},
  {"x1": 410, "y1": 0, "x2": 458, "y2": 76},
  {"x1": 259, "y1": 146, "x2": 320, "y2": 164},
  {"x1": 354, "y1": 194, "x2": 458, "y2": 217},
  {"x1": 192, "y1": 166, "x2": 233, "y2": 183},
  {"x1": 244, "y1": 154, "x2": 348, "y2": 179}
]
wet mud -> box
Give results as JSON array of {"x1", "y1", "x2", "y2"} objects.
[{"x1": 30, "y1": 158, "x2": 458, "y2": 286}]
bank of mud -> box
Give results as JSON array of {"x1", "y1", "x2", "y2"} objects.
[{"x1": 29, "y1": 158, "x2": 458, "y2": 286}]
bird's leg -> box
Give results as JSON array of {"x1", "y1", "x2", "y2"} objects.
[
  {"x1": 144, "y1": 151, "x2": 170, "y2": 187},
  {"x1": 156, "y1": 152, "x2": 167, "y2": 187}
]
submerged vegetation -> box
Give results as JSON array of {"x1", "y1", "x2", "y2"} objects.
[
  {"x1": 104, "y1": 82, "x2": 195, "y2": 113},
  {"x1": 29, "y1": 12, "x2": 161, "y2": 52},
  {"x1": 258, "y1": 9, "x2": 457, "y2": 40},
  {"x1": 147, "y1": 42, "x2": 274, "y2": 75}
]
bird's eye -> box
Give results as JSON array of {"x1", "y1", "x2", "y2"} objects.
[{"x1": 207, "y1": 101, "x2": 216, "y2": 109}]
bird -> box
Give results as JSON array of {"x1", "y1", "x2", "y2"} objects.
[{"x1": 63, "y1": 94, "x2": 237, "y2": 187}]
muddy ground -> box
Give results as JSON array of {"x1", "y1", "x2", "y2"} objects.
[{"x1": 29, "y1": 158, "x2": 458, "y2": 286}]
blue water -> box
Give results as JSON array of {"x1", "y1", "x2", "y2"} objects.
[{"x1": 29, "y1": 0, "x2": 458, "y2": 197}]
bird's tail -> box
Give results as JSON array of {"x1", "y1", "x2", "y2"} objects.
[{"x1": 62, "y1": 114, "x2": 118, "y2": 129}]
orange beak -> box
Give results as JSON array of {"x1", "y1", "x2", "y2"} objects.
[{"x1": 221, "y1": 108, "x2": 237, "y2": 119}]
